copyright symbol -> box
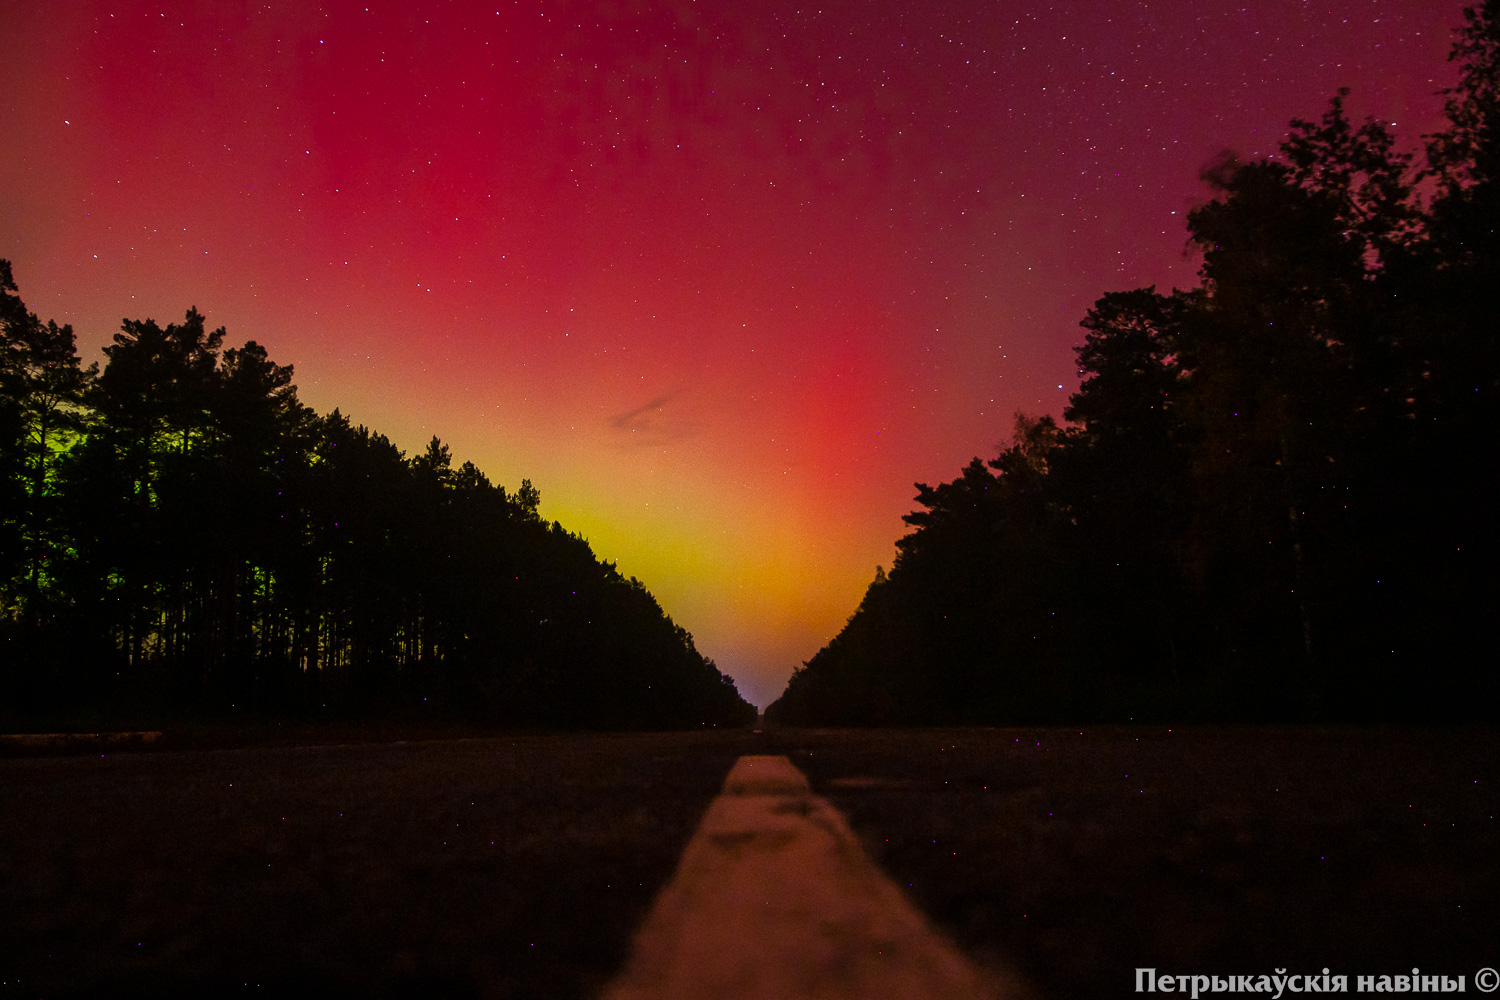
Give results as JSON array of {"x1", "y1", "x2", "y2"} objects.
[{"x1": 1478, "y1": 967, "x2": 1499, "y2": 993}]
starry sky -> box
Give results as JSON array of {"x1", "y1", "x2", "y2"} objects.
[{"x1": 0, "y1": 0, "x2": 1459, "y2": 706}]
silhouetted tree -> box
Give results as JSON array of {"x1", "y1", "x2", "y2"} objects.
[
  {"x1": 0, "y1": 268, "x2": 754, "y2": 728},
  {"x1": 0, "y1": 263, "x2": 91, "y2": 690},
  {"x1": 771, "y1": 6, "x2": 1499, "y2": 725}
]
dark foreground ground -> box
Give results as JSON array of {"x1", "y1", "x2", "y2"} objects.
[
  {"x1": 0, "y1": 728, "x2": 759, "y2": 998},
  {"x1": 2, "y1": 725, "x2": 1497, "y2": 997},
  {"x1": 768, "y1": 726, "x2": 1500, "y2": 998}
]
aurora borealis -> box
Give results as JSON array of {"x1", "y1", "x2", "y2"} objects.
[{"x1": 0, "y1": 0, "x2": 1458, "y2": 705}]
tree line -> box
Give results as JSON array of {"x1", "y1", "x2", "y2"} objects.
[
  {"x1": 0, "y1": 278, "x2": 755, "y2": 728},
  {"x1": 768, "y1": 4, "x2": 1500, "y2": 725}
]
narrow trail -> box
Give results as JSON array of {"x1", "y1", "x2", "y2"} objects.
[{"x1": 604, "y1": 754, "x2": 1022, "y2": 1000}]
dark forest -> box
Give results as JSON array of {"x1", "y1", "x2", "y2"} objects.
[
  {"x1": 769, "y1": 5, "x2": 1500, "y2": 725},
  {"x1": 0, "y1": 276, "x2": 755, "y2": 728}
]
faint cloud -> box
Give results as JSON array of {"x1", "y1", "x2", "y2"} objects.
[{"x1": 610, "y1": 391, "x2": 697, "y2": 447}]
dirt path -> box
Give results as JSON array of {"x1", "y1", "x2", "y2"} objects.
[
  {"x1": 605, "y1": 755, "x2": 1025, "y2": 1000},
  {"x1": 4, "y1": 726, "x2": 1496, "y2": 997}
]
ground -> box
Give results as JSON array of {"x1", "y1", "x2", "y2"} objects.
[
  {"x1": 2, "y1": 725, "x2": 1496, "y2": 997},
  {"x1": 1, "y1": 729, "x2": 758, "y2": 998},
  {"x1": 769, "y1": 726, "x2": 1500, "y2": 998}
]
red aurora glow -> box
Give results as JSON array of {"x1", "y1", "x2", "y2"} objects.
[{"x1": 0, "y1": 0, "x2": 1455, "y2": 704}]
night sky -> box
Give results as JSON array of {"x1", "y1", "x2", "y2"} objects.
[{"x1": 0, "y1": 0, "x2": 1458, "y2": 706}]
